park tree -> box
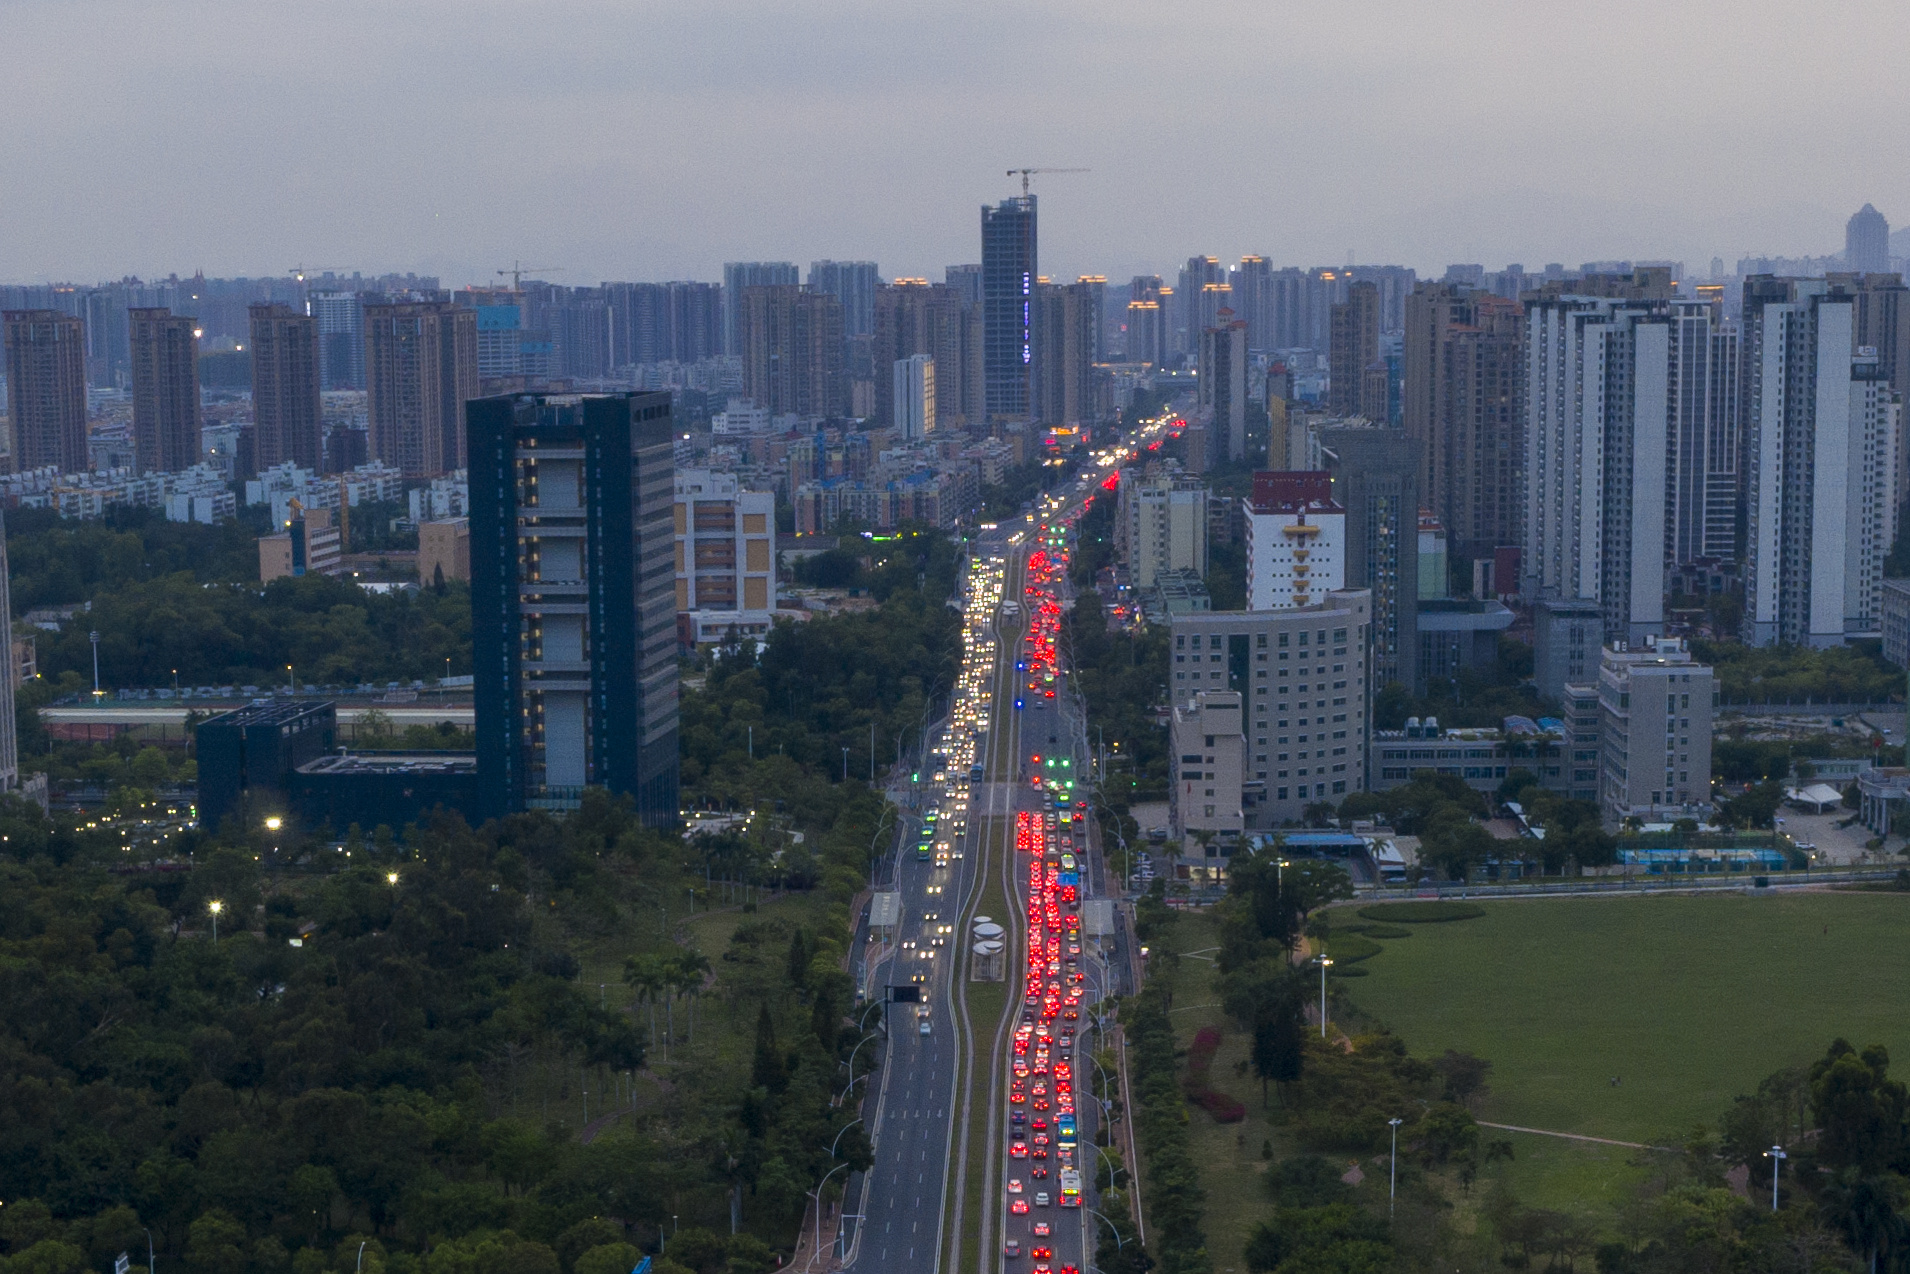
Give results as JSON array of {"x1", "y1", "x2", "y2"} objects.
[{"x1": 1811, "y1": 1039, "x2": 1908, "y2": 1174}]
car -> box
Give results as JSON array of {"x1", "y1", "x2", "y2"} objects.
[
  {"x1": 1032, "y1": 1222, "x2": 1051, "y2": 1237},
  {"x1": 1030, "y1": 1164, "x2": 1048, "y2": 1179},
  {"x1": 1031, "y1": 1247, "x2": 1053, "y2": 1261},
  {"x1": 1035, "y1": 1192, "x2": 1051, "y2": 1207},
  {"x1": 1011, "y1": 1112, "x2": 1027, "y2": 1125},
  {"x1": 1010, "y1": 1142, "x2": 1028, "y2": 1158},
  {"x1": 919, "y1": 1018, "x2": 931, "y2": 1035},
  {"x1": 1011, "y1": 1199, "x2": 1030, "y2": 1215},
  {"x1": 1004, "y1": 1239, "x2": 1021, "y2": 1257},
  {"x1": 1007, "y1": 1177, "x2": 1023, "y2": 1193}
]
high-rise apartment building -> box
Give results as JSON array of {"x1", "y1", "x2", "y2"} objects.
[
  {"x1": 1523, "y1": 293, "x2": 1733, "y2": 643},
  {"x1": 894, "y1": 354, "x2": 935, "y2": 439},
  {"x1": 1197, "y1": 310, "x2": 1248, "y2": 461},
  {"x1": 873, "y1": 280, "x2": 981, "y2": 431},
  {"x1": 1125, "y1": 299, "x2": 1166, "y2": 369},
  {"x1": 1596, "y1": 636, "x2": 1716, "y2": 824},
  {"x1": 722, "y1": 263, "x2": 799, "y2": 355},
  {"x1": 469, "y1": 391, "x2": 678, "y2": 825},
  {"x1": 1246, "y1": 471, "x2": 1345, "y2": 610},
  {"x1": 1321, "y1": 425, "x2": 1420, "y2": 693},
  {"x1": 1847, "y1": 204, "x2": 1891, "y2": 275},
  {"x1": 2, "y1": 310, "x2": 88, "y2": 474},
  {"x1": 364, "y1": 300, "x2": 479, "y2": 477},
  {"x1": 1170, "y1": 590, "x2": 1372, "y2": 825},
  {"x1": 741, "y1": 285, "x2": 847, "y2": 419},
  {"x1": 945, "y1": 264, "x2": 983, "y2": 307},
  {"x1": 603, "y1": 281, "x2": 723, "y2": 368},
  {"x1": 1328, "y1": 281, "x2": 1380, "y2": 418},
  {"x1": 248, "y1": 304, "x2": 324, "y2": 472},
  {"x1": 807, "y1": 261, "x2": 880, "y2": 339},
  {"x1": 982, "y1": 196, "x2": 1037, "y2": 421},
  {"x1": 1175, "y1": 256, "x2": 1224, "y2": 355},
  {"x1": 1033, "y1": 279, "x2": 1096, "y2": 427},
  {"x1": 674, "y1": 468, "x2": 776, "y2": 638},
  {"x1": 128, "y1": 307, "x2": 201, "y2": 474},
  {"x1": 1741, "y1": 278, "x2": 1902, "y2": 646},
  {"x1": 310, "y1": 291, "x2": 366, "y2": 390},
  {"x1": 1230, "y1": 256, "x2": 1274, "y2": 352},
  {"x1": 1403, "y1": 283, "x2": 1526, "y2": 564},
  {"x1": 1119, "y1": 474, "x2": 1208, "y2": 589},
  {"x1": 0, "y1": 509, "x2": 16, "y2": 793}
]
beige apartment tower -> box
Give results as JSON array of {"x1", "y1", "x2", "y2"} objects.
[
  {"x1": 364, "y1": 301, "x2": 479, "y2": 477},
  {"x1": 248, "y1": 304, "x2": 323, "y2": 470},
  {"x1": 2, "y1": 309, "x2": 88, "y2": 474},
  {"x1": 129, "y1": 307, "x2": 202, "y2": 473}
]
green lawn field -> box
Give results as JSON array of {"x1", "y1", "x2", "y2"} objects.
[{"x1": 1346, "y1": 890, "x2": 1910, "y2": 1146}]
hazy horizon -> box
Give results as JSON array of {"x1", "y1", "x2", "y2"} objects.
[{"x1": 4, "y1": 0, "x2": 1906, "y2": 290}]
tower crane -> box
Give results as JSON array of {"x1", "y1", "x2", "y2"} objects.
[
  {"x1": 496, "y1": 262, "x2": 564, "y2": 289},
  {"x1": 1006, "y1": 168, "x2": 1089, "y2": 196}
]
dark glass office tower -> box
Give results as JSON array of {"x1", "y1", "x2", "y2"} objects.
[
  {"x1": 982, "y1": 195, "x2": 1037, "y2": 422},
  {"x1": 469, "y1": 392, "x2": 679, "y2": 826}
]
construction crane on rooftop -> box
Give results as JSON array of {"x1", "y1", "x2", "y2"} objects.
[
  {"x1": 1006, "y1": 168, "x2": 1089, "y2": 196},
  {"x1": 496, "y1": 262, "x2": 564, "y2": 289}
]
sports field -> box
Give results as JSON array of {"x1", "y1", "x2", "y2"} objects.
[{"x1": 1348, "y1": 890, "x2": 1910, "y2": 1146}]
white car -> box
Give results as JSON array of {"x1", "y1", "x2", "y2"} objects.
[{"x1": 1035, "y1": 1192, "x2": 1050, "y2": 1207}]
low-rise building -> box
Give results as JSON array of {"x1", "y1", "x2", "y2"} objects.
[
  {"x1": 1415, "y1": 598, "x2": 1515, "y2": 695},
  {"x1": 259, "y1": 507, "x2": 343, "y2": 581},
  {"x1": 1858, "y1": 766, "x2": 1910, "y2": 837},
  {"x1": 1372, "y1": 716, "x2": 1567, "y2": 796},
  {"x1": 1535, "y1": 597, "x2": 1603, "y2": 705},
  {"x1": 1169, "y1": 689, "x2": 1245, "y2": 878},
  {"x1": 1597, "y1": 636, "x2": 1717, "y2": 825},
  {"x1": 676, "y1": 468, "x2": 777, "y2": 632},
  {"x1": 419, "y1": 518, "x2": 471, "y2": 584},
  {"x1": 1883, "y1": 579, "x2": 1910, "y2": 668}
]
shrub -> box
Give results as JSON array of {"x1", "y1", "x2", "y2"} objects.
[
  {"x1": 1325, "y1": 934, "x2": 1382, "y2": 963},
  {"x1": 1356, "y1": 901, "x2": 1485, "y2": 924}
]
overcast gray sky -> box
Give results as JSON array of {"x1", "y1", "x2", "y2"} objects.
[{"x1": 3, "y1": 0, "x2": 1905, "y2": 288}]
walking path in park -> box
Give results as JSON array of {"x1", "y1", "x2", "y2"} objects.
[{"x1": 1477, "y1": 1121, "x2": 1673, "y2": 1152}]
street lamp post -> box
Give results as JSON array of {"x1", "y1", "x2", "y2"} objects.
[
  {"x1": 90, "y1": 631, "x2": 101, "y2": 699},
  {"x1": 1388, "y1": 1117, "x2": 1403, "y2": 1213},
  {"x1": 208, "y1": 899, "x2": 223, "y2": 944},
  {"x1": 1315, "y1": 956, "x2": 1333, "y2": 1037},
  {"x1": 1765, "y1": 1144, "x2": 1787, "y2": 1211}
]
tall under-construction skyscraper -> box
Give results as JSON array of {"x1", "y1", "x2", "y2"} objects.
[{"x1": 982, "y1": 195, "x2": 1037, "y2": 422}]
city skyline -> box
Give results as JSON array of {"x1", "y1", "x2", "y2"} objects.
[{"x1": 3, "y1": 1, "x2": 1907, "y2": 287}]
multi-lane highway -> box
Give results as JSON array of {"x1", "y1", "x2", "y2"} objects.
[{"x1": 845, "y1": 414, "x2": 1179, "y2": 1273}]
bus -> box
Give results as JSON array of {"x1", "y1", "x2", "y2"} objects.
[
  {"x1": 1056, "y1": 1114, "x2": 1076, "y2": 1148},
  {"x1": 1058, "y1": 1168, "x2": 1081, "y2": 1207},
  {"x1": 917, "y1": 842, "x2": 933, "y2": 862}
]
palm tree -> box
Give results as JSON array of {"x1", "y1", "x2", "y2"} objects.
[
  {"x1": 623, "y1": 954, "x2": 666, "y2": 1048},
  {"x1": 674, "y1": 949, "x2": 713, "y2": 1045}
]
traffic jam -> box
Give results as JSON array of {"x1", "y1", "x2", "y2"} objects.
[{"x1": 1004, "y1": 517, "x2": 1083, "y2": 1274}]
